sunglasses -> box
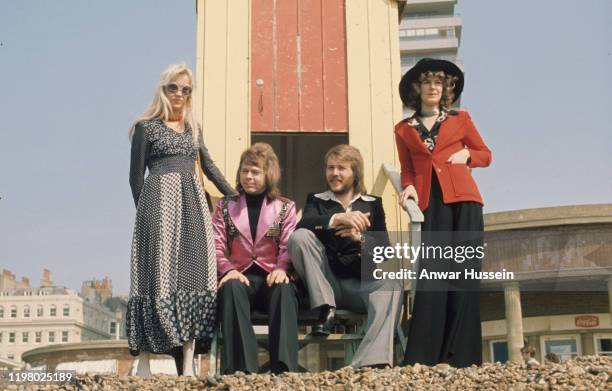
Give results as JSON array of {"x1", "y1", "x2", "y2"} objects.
[{"x1": 163, "y1": 83, "x2": 193, "y2": 96}]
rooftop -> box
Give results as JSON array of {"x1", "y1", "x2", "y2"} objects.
[{"x1": 484, "y1": 203, "x2": 612, "y2": 231}]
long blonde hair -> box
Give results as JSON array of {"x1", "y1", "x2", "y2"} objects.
[{"x1": 129, "y1": 63, "x2": 200, "y2": 145}]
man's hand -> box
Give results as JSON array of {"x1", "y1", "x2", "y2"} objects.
[
  {"x1": 266, "y1": 269, "x2": 289, "y2": 286},
  {"x1": 218, "y1": 270, "x2": 250, "y2": 289},
  {"x1": 335, "y1": 227, "x2": 363, "y2": 242},
  {"x1": 330, "y1": 211, "x2": 371, "y2": 232}
]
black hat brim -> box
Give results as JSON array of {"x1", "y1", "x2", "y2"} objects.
[{"x1": 399, "y1": 58, "x2": 464, "y2": 109}]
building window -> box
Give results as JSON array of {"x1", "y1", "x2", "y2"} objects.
[
  {"x1": 7, "y1": 354, "x2": 14, "y2": 360},
  {"x1": 0, "y1": 332, "x2": 2, "y2": 343},
  {"x1": 37, "y1": 305, "x2": 43, "y2": 317},
  {"x1": 63, "y1": 304, "x2": 70, "y2": 317},
  {"x1": 110, "y1": 321, "x2": 117, "y2": 335},
  {"x1": 50, "y1": 305, "x2": 57, "y2": 317},
  {"x1": 594, "y1": 334, "x2": 612, "y2": 356},
  {"x1": 35, "y1": 332, "x2": 41, "y2": 343},
  {"x1": 48, "y1": 331, "x2": 55, "y2": 343},
  {"x1": 22, "y1": 332, "x2": 28, "y2": 343},
  {"x1": 9, "y1": 332, "x2": 15, "y2": 343},
  {"x1": 490, "y1": 340, "x2": 509, "y2": 363},
  {"x1": 61, "y1": 331, "x2": 68, "y2": 343},
  {"x1": 542, "y1": 335, "x2": 580, "y2": 362},
  {"x1": 23, "y1": 305, "x2": 30, "y2": 318},
  {"x1": 0, "y1": 306, "x2": 4, "y2": 318},
  {"x1": 10, "y1": 306, "x2": 17, "y2": 318}
]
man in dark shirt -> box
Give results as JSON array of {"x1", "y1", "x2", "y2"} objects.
[{"x1": 288, "y1": 145, "x2": 402, "y2": 369}]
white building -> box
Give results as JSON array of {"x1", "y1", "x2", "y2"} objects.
[{"x1": 0, "y1": 269, "x2": 118, "y2": 363}]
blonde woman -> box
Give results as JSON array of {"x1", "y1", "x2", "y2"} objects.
[{"x1": 127, "y1": 63, "x2": 235, "y2": 377}]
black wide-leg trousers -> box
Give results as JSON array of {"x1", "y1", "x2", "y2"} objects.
[
  {"x1": 218, "y1": 264, "x2": 299, "y2": 374},
  {"x1": 403, "y1": 171, "x2": 484, "y2": 368}
]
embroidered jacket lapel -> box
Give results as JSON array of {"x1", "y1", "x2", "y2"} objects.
[
  {"x1": 254, "y1": 196, "x2": 280, "y2": 245},
  {"x1": 229, "y1": 194, "x2": 253, "y2": 246}
]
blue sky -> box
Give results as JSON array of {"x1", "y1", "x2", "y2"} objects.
[{"x1": 0, "y1": 1, "x2": 610, "y2": 295}]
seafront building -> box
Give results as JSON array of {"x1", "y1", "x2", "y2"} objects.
[{"x1": 0, "y1": 269, "x2": 126, "y2": 365}]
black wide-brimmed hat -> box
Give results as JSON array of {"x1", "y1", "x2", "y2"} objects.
[{"x1": 399, "y1": 58, "x2": 464, "y2": 109}]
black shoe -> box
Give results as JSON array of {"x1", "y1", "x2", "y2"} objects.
[{"x1": 311, "y1": 306, "x2": 335, "y2": 337}]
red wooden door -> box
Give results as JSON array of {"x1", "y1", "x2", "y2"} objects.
[{"x1": 251, "y1": 0, "x2": 347, "y2": 133}]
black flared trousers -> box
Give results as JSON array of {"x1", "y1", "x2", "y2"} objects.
[
  {"x1": 218, "y1": 264, "x2": 299, "y2": 374},
  {"x1": 403, "y1": 171, "x2": 484, "y2": 368}
]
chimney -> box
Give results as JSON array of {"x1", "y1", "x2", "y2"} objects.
[
  {"x1": 40, "y1": 269, "x2": 52, "y2": 288},
  {"x1": 16, "y1": 276, "x2": 31, "y2": 290},
  {"x1": 0, "y1": 269, "x2": 17, "y2": 292}
]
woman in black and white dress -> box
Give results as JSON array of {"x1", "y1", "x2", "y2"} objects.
[{"x1": 127, "y1": 63, "x2": 235, "y2": 377}]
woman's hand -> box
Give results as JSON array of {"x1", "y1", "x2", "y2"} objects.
[
  {"x1": 218, "y1": 270, "x2": 250, "y2": 289},
  {"x1": 399, "y1": 185, "x2": 419, "y2": 210},
  {"x1": 266, "y1": 269, "x2": 289, "y2": 286},
  {"x1": 447, "y1": 148, "x2": 470, "y2": 164}
]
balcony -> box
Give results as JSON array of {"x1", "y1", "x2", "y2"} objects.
[
  {"x1": 399, "y1": 36, "x2": 459, "y2": 53},
  {"x1": 400, "y1": 55, "x2": 463, "y2": 74},
  {"x1": 398, "y1": 14, "x2": 462, "y2": 53},
  {"x1": 400, "y1": 14, "x2": 462, "y2": 30},
  {"x1": 402, "y1": 0, "x2": 457, "y2": 16}
]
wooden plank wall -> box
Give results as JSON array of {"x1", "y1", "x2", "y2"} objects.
[
  {"x1": 196, "y1": 0, "x2": 250, "y2": 197},
  {"x1": 251, "y1": 0, "x2": 348, "y2": 133},
  {"x1": 345, "y1": 0, "x2": 404, "y2": 231}
]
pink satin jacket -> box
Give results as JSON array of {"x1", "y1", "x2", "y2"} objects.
[{"x1": 212, "y1": 193, "x2": 297, "y2": 278}]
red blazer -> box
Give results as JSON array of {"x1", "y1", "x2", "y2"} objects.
[
  {"x1": 394, "y1": 110, "x2": 492, "y2": 211},
  {"x1": 212, "y1": 193, "x2": 297, "y2": 277}
]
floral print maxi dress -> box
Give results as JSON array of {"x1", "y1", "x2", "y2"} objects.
[{"x1": 126, "y1": 118, "x2": 218, "y2": 355}]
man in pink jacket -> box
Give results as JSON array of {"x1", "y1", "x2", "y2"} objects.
[{"x1": 212, "y1": 143, "x2": 298, "y2": 374}]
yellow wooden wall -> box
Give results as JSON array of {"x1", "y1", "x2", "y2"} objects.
[
  {"x1": 195, "y1": 0, "x2": 251, "y2": 197},
  {"x1": 345, "y1": 0, "x2": 405, "y2": 231}
]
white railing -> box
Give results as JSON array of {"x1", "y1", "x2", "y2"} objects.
[
  {"x1": 403, "y1": 13, "x2": 461, "y2": 21},
  {"x1": 373, "y1": 163, "x2": 424, "y2": 349},
  {"x1": 371, "y1": 163, "x2": 424, "y2": 315}
]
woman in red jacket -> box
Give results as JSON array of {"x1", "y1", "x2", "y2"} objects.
[{"x1": 395, "y1": 58, "x2": 492, "y2": 368}]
